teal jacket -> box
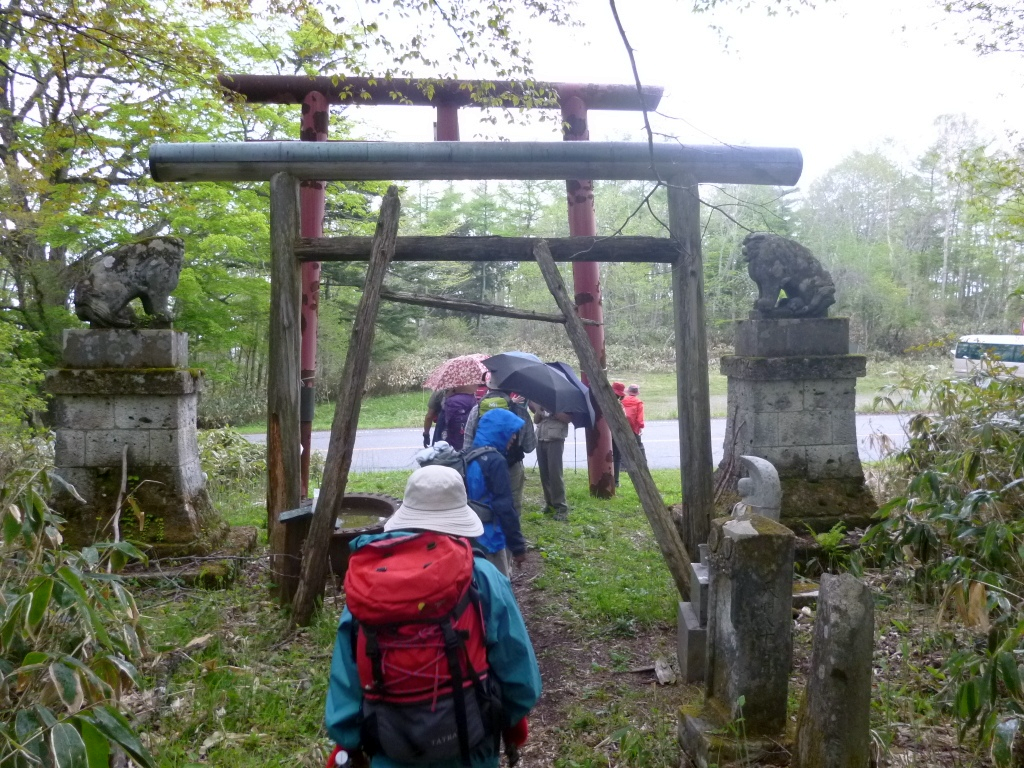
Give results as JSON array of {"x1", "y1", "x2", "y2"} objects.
[{"x1": 325, "y1": 531, "x2": 542, "y2": 768}]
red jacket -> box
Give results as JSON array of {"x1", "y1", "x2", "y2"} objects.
[{"x1": 621, "y1": 395, "x2": 644, "y2": 435}]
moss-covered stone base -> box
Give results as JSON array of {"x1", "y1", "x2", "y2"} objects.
[
  {"x1": 678, "y1": 705, "x2": 790, "y2": 768},
  {"x1": 52, "y1": 464, "x2": 229, "y2": 557},
  {"x1": 714, "y1": 475, "x2": 876, "y2": 533},
  {"x1": 123, "y1": 525, "x2": 258, "y2": 589}
]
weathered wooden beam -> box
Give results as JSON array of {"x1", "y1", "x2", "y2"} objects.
[
  {"x1": 532, "y1": 240, "x2": 690, "y2": 597},
  {"x1": 297, "y1": 235, "x2": 680, "y2": 263},
  {"x1": 290, "y1": 186, "x2": 401, "y2": 628},
  {"x1": 669, "y1": 176, "x2": 714, "y2": 556},
  {"x1": 217, "y1": 75, "x2": 663, "y2": 112},
  {"x1": 267, "y1": 173, "x2": 302, "y2": 600},
  {"x1": 379, "y1": 287, "x2": 599, "y2": 325}
]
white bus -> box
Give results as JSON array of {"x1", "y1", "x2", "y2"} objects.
[{"x1": 953, "y1": 335, "x2": 1024, "y2": 376}]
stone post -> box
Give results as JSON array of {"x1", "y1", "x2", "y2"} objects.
[
  {"x1": 679, "y1": 514, "x2": 794, "y2": 767},
  {"x1": 677, "y1": 543, "x2": 709, "y2": 683},
  {"x1": 47, "y1": 329, "x2": 226, "y2": 556},
  {"x1": 794, "y1": 573, "x2": 874, "y2": 768}
]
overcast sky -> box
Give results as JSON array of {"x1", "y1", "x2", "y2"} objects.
[{"x1": 343, "y1": 0, "x2": 1024, "y2": 189}]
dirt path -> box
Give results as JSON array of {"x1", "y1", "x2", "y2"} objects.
[{"x1": 508, "y1": 550, "x2": 697, "y2": 767}]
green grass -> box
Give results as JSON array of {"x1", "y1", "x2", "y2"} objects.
[
  {"x1": 521, "y1": 468, "x2": 683, "y2": 632},
  {"x1": 235, "y1": 391, "x2": 433, "y2": 434}
]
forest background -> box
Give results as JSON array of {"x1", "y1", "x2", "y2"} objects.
[{"x1": 2, "y1": 0, "x2": 1024, "y2": 430}]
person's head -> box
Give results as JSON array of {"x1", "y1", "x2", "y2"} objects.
[
  {"x1": 472, "y1": 408, "x2": 525, "y2": 451},
  {"x1": 384, "y1": 465, "x2": 484, "y2": 538},
  {"x1": 626, "y1": 384, "x2": 640, "y2": 396},
  {"x1": 612, "y1": 382, "x2": 626, "y2": 398}
]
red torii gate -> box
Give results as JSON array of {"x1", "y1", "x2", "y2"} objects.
[{"x1": 217, "y1": 75, "x2": 664, "y2": 499}]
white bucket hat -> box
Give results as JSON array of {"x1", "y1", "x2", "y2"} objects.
[{"x1": 384, "y1": 465, "x2": 484, "y2": 538}]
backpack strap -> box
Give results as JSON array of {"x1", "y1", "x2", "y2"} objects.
[
  {"x1": 462, "y1": 445, "x2": 498, "y2": 464},
  {"x1": 440, "y1": 616, "x2": 472, "y2": 766},
  {"x1": 462, "y1": 587, "x2": 503, "y2": 753},
  {"x1": 359, "y1": 622, "x2": 387, "y2": 693}
]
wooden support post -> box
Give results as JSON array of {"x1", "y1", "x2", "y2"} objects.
[
  {"x1": 290, "y1": 186, "x2": 401, "y2": 628},
  {"x1": 533, "y1": 241, "x2": 690, "y2": 597},
  {"x1": 267, "y1": 173, "x2": 302, "y2": 599},
  {"x1": 669, "y1": 175, "x2": 714, "y2": 557}
]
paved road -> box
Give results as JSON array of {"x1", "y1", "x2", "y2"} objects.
[{"x1": 247, "y1": 414, "x2": 910, "y2": 474}]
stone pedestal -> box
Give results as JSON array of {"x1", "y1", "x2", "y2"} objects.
[
  {"x1": 47, "y1": 329, "x2": 226, "y2": 556},
  {"x1": 718, "y1": 318, "x2": 876, "y2": 531},
  {"x1": 679, "y1": 515, "x2": 794, "y2": 767}
]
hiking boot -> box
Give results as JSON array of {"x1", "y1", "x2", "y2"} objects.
[{"x1": 553, "y1": 511, "x2": 569, "y2": 522}]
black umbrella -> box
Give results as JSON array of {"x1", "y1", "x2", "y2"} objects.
[
  {"x1": 483, "y1": 355, "x2": 592, "y2": 426},
  {"x1": 545, "y1": 361, "x2": 595, "y2": 428}
]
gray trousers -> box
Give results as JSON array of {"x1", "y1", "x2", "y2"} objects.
[
  {"x1": 508, "y1": 460, "x2": 525, "y2": 518},
  {"x1": 537, "y1": 439, "x2": 568, "y2": 517},
  {"x1": 485, "y1": 549, "x2": 509, "y2": 578}
]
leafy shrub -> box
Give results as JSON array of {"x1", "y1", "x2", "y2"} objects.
[
  {"x1": 196, "y1": 383, "x2": 266, "y2": 429},
  {"x1": 0, "y1": 466, "x2": 154, "y2": 767},
  {"x1": 198, "y1": 428, "x2": 266, "y2": 483},
  {"x1": 862, "y1": 364, "x2": 1024, "y2": 765},
  {"x1": 803, "y1": 522, "x2": 852, "y2": 576}
]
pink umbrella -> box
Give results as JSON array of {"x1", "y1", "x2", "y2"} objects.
[{"x1": 423, "y1": 354, "x2": 489, "y2": 391}]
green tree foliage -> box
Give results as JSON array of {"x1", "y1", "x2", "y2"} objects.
[{"x1": 0, "y1": 0, "x2": 572, "y2": 393}]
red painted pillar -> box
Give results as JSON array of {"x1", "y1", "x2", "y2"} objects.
[
  {"x1": 435, "y1": 103, "x2": 460, "y2": 141},
  {"x1": 299, "y1": 91, "x2": 328, "y2": 498},
  {"x1": 562, "y1": 96, "x2": 614, "y2": 498}
]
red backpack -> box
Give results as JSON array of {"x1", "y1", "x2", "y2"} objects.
[{"x1": 344, "y1": 532, "x2": 502, "y2": 765}]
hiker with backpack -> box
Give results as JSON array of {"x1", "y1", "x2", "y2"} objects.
[
  {"x1": 325, "y1": 465, "x2": 541, "y2": 768},
  {"x1": 465, "y1": 408, "x2": 528, "y2": 578},
  {"x1": 441, "y1": 384, "x2": 479, "y2": 451},
  {"x1": 462, "y1": 381, "x2": 535, "y2": 519}
]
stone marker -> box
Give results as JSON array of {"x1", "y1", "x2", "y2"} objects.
[
  {"x1": 731, "y1": 454, "x2": 781, "y2": 521},
  {"x1": 677, "y1": 544, "x2": 710, "y2": 683},
  {"x1": 679, "y1": 514, "x2": 795, "y2": 767},
  {"x1": 794, "y1": 573, "x2": 874, "y2": 768}
]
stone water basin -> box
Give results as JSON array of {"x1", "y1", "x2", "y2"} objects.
[{"x1": 328, "y1": 493, "x2": 400, "y2": 579}]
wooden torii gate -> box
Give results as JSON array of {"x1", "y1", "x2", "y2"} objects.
[
  {"x1": 150, "y1": 139, "x2": 802, "y2": 595},
  {"x1": 215, "y1": 76, "x2": 665, "y2": 501}
]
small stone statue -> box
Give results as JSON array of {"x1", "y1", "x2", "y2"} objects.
[
  {"x1": 74, "y1": 237, "x2": 184, "y2": 328},
  {"x1": 743, "y1": 232, "x2": 836, "y2": 319},
  {"x1": 731, "y1": 455, "x2": 782, "y2": 522}
]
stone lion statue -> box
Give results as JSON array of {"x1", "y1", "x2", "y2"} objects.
[
  {"x1": 742, "y1": 232, "x2": 835, "y2": 319},
  {"x1": 74, "y1": 237, "x2": 184, "y2": 328}
]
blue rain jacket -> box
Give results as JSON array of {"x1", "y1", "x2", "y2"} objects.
[
  {"x1": 466, "y1": 409, "x2": 526, "y2": 557},
  {"x1": 325, "y1": 531, "x2": 542, "y2": 768}
]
